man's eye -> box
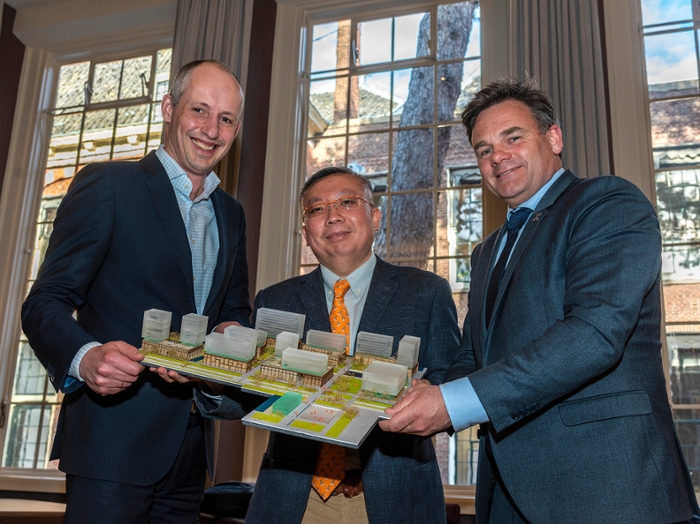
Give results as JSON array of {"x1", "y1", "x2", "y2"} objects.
[
  {"x1": 309, "y1": 205, "x2": 326, "y2": 215},
  {"x1": 340, "y1": 198, "x2": 356, "y2": 207},
  {"x1": 479, "y1": 149, "x2": 491, "y2": 157}
]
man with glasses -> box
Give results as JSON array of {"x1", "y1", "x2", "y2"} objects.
[{"x1": 203, "y1": 166, "x2": 461, "y2": 524}]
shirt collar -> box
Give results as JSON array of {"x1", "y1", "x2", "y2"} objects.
[
  {"x1": 320, "y1": 253, "x2": 377, "y2": 299},
  {"x1": 156, "y1": 145, "x2": 220, "y2": 203},
  {"x1": 509, "y1": 167, "x2": 565, "y2": 217}
]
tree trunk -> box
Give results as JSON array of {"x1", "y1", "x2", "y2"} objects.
[{"x1": 375, "y1": 3, "x2": 475, "y2": 267}]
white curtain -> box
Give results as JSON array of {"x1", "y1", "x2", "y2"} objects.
[
  {"x1": 514, "y1": 0, "x2": 611, "y2": 178},
  {"x1": 170, "y1": 0, "x2": 247, "y2": 78}
]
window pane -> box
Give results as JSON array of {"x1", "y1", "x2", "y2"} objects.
[
  {"x1": 47, "y1": 113, "x2": 82, "y2": 168},
  {"x1": 310, "y1": 78, "x2": 348, "y2": 133},
  {"x1": 455, "y1": 59, "x2": 481, "y2": 118},
  {"x1": 348, "y1": 133, "x2": 389, "y2": 176},
  {"x1": 391, "y1": 128, "x2": 434, "y2": 191},
  {"x1": 656, "y1": 170, "x2": 700, "y2": 244},
  {"x1": 674, "y1": 408, "x2": 700, "y2": 491},
  {"x1": 311, "y1": 22, "x2": 343, "y2": 73},
  {"x1": 306, "y1": 136, "x2": 347, "y2": 177},
  {"x1": 79, "y1": 109, "x2": 116, "y2": 164},
  {"x1": 439, "y1": 186, "x2": 482, "y2": 259},
  {"x1": 669, "y1": 334, "x2": 700, "y2": 404},
  {"x1": 641, "y1": 0, "x2": 693, "y2": 26},
  {"x1": 465, "y1": 5, "x2": 481, "y2": 58},
  {"x1": 113, "y1": 105, "x2": 149, "y2": 160},
  {"x1": 358, "y1": 18, "x2": 392, "y2": 65},
  {"x1": 437, "y1": 2, "x2": 477, "y2": 61},
  {"x1": 644, "y1": 30, "x2": 698, "y2": 99},
  {"x1": 650, "y1": 98, "x2": 700, "y2": 149},
  {"x1": 92, "y1": 60, "x2": 122, "y2": 104},
  {"x1": 13, "y1": 341, "x2": 47, "y2": 397},
  {"x1": 384, "y1": 192, "x2": 434, "y2": 260},
  {"x1": 441, "y1": 125, "x2": 477, "y2": 187},
  {"x1": 394, "y1": 67, "x2": 434, "y2": 126},
  {"x1": 119, "y1": 56, "x2": 152, "y2": 100},
  {"x1": 55, "y1": 62, "x2": 88, "y2": 109},
  {"x1": 394, "y1": 13, "x2": 427, "y2": 61},
  {"x1": 349, "y1": 72, "x2": 393, "y2": 133}
]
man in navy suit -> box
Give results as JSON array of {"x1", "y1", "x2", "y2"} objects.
[
  {"x1": 201, "y1": 166, "x2": 461, "y2": 523},
  {"x1": 380, "y1": 78, "x2": 700, "y2": 523},
  {"x1": 22, "y1": 60, "x2": 255, "y2": 524}
]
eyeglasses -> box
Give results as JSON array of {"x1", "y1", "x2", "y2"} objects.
[{"x1": 302, "y1": 195, "x2": 373, "y2": 221}]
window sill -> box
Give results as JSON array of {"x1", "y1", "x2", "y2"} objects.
[
  {"x1": 0, "y1": 469, "x2": 65, "y2": 494},
  {"x1": 443, "y1": 485, "x2": 476, "y2": 514}
]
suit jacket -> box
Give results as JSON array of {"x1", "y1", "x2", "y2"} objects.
[
  {"x1": 21, "y1": 151, "x2": 253, "y2": 485},
  {"x1": 205, "y1": 258, "x2": 461, "y2": 524},
  {"x1": 445, "y1": 171, "x2": 699, "y2": 523}
]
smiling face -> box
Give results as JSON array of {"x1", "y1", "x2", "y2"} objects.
[
  {"x1": 301, "y1": 173, "x2": 381, "y2": 277},
  {"x1": 471, "y1": 99, "x2": 563, "y2": 208},
  {"x1": 161, "y1": 63, "x2": 243, "y2": 184}
]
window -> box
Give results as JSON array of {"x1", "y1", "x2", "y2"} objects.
[
  {"x1": 1, "y1": 48, "x2": 172, "y2": 471},
  {"x1": 298, "y1": 1, "x2": 481, "y2": 487},
  {"x1": 640, "y1": 0, "x2": 700, "y2": 490}
]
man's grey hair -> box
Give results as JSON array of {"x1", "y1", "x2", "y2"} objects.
[{"x1": 300, "y1": 166, "x2": 373, "y2": 206}]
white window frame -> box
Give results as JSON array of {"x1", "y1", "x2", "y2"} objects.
[{"x1": 0, "y1": 1, "x2": 175, "y2": 492}]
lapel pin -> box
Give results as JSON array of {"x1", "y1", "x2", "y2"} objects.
[{"x1": 532, "y1": 212, "x2": 542, "y2": 222}]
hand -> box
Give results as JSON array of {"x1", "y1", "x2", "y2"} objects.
[
  {"x1": 79, "y1": 341, "x2": 144, "y2": 395},
  {"x1": 378, "y1": 381, "x2": 452, "y2": 436},
  {"x1": 214, "y1": 321, "x2": 242, "y2": 334}
]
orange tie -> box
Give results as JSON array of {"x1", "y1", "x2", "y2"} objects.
[{"x1": 311, "y1": 279, "x2": 351, "y2": 500}]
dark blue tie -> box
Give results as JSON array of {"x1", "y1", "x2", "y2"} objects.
[{"x1": 485, "y1": 207, "x2": 532, "y2": 327}]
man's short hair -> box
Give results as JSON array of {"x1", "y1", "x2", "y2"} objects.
[
  {"x1": 300, "y1": 166, "x2": 373, "y2": 205},
  {"x1": 461, "y1": 76, "x2": 560, "y2": 143},
  {"x1": 169, "y1": 59, "x2": 243, "y2": 107}
]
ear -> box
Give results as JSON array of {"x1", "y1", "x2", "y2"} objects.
[
  {"x1": 548, "y1": 124, "x2": 564, "y2": 156},
  {"x1": 371, "y1": 207, "x2": 381, "y2": 232},
  {"x1": 161, "y1": 95, "x2": 173, "y2": 124},
  {"x1": 301, "y1": 224, "x2": 309, "y2": 246},
  {"x1": 232, "y1": 120, "x2": 242, "y2": 140}
]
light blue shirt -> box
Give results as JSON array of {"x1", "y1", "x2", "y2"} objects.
[
  {"x1": 66, "y1": 147, "x2": 221, "y2": 386},
  {"x1": 440, "y1": 168, "x2": 565, "y2": 432},
  {"x1": 320, "y1": 254, "x2": 377, "y2": 356},
  {"x1": 156, "y1": 146, "x2": 220, "y2": 315}
]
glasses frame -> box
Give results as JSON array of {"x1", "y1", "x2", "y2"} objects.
[{"x1": 302, "y1": 194, "x2": 373, "y2": 222}]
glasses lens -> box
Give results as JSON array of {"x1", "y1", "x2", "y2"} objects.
[{"x1": 338, "y1": 196, "x2": 359, "y2": 210}]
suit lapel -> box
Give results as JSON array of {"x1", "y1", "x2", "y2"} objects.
[
  {"x1": 358, "y1": 258, "x2": 398, "y2": 335},
  {"x1": 204, "y1": 190, "x2": 226, "y2": 313},
  {"x1": 297, "y1": 268, "x2": 332, "y2": 333},
  {"x1": 486, "y1": 170, "x2": 578, "y2": 344},
  {"x1": 141, "y1": 152, "x2": 195, "y2": 305}
]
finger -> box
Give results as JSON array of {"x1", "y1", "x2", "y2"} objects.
[{"x1": 410, "y1": 378, "x2": 430, "y2": 389}]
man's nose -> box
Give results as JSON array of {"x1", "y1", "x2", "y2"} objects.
[
  {"x1": 491, "y1": 146, "x2": 510, "y2": 164},
  {"x1": 201, "y1": 114, "x2": 220, "y2": 139},
  {"x1": 325, "y1": 203, "x2": 344, "y2": 223}
]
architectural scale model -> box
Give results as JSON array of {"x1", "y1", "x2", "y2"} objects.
[{"x1": 139, "y1": 307, "x2": 425, "y2": 448}]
